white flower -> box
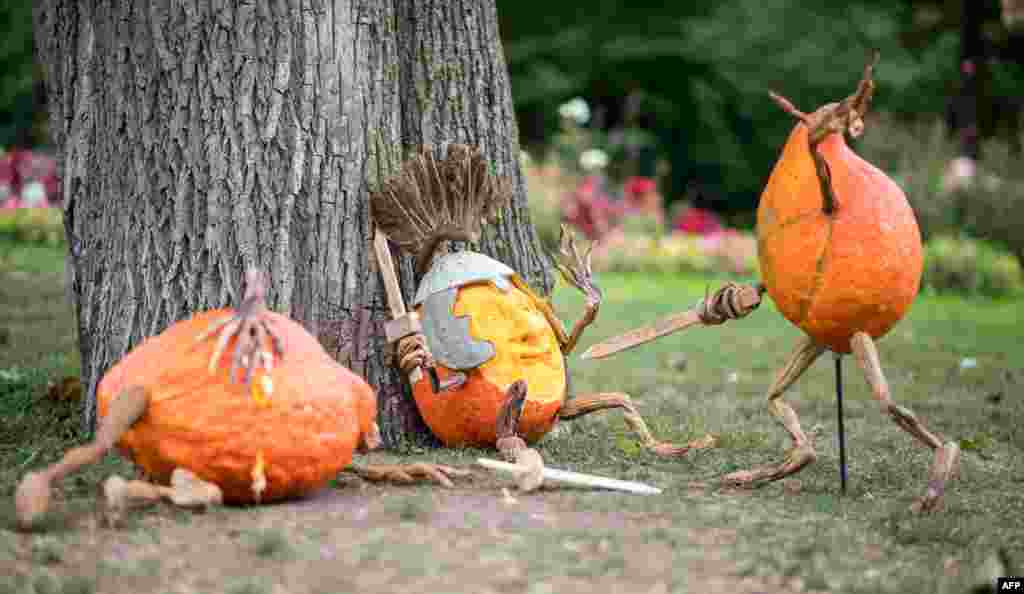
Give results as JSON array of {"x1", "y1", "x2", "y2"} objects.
[
  {"x1": 959, "y1": 357, "x2": 977, "y2": 369},
  {"x1": 940, "y1": 156, "x2": 976, "y2": 194},
  {"x1": 558, "y1": 97, "x2": 590, "y2": 125},
  {"x1": 21, "y1": 181, "x2": 47, "y2": 207},
  {"x1": 579, "y1": 148, "x2": 608, "y2": 171}
]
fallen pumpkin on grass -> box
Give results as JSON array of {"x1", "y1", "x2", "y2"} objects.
[{"x1": 15, "y1": 269, "x2": 467, "y2": 530}]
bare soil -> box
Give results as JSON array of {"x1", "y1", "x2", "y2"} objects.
[{"x1": 2, "y1": 474, "x2": 823, "y2": 594}]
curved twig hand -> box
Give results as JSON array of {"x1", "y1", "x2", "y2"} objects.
[{"x1": 193, "y1": 268, "x2": 285, "y2": 384}]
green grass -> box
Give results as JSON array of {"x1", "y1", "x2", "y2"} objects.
[
  {"x1": 1, "y1": 240, "x2": 1022, "y2": 593},
  {"x1": 0, "y1": 236, "x2": 67, "y2": 275},
  {"x1": 239, "y1": 528, "x2": 293, "y2": 559}
]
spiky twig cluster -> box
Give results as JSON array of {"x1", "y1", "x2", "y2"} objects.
[
  {"x1": 768, "y1": 50, "x2": 881, "y2": 215},
  {"x1": 769, "y1": 49, "x2": 880, "y2": 144},
  {"x1": 369, "y1": 144, "x2": 512, "y2": 275}
]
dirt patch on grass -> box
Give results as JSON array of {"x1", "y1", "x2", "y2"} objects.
[{"x1": 2, "y1": 482, "x2": 825, "y2": 594}]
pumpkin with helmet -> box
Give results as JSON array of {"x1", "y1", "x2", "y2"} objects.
[{"x1": 368, "y1": 144, "x2": 712, "y2": 483}]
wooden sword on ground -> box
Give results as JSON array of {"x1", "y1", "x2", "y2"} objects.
[{"x1": 477, "y1": 458, "x2": 663, "y2": 495}]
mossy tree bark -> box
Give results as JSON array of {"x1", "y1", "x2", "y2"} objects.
[{"x1": 32, "y1": 0, "x2": 550, "y2": 446}]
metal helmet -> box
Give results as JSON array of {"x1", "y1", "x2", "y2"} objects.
[{"x1": 413, "y1": 251, "x2": 517, "y2": 371}]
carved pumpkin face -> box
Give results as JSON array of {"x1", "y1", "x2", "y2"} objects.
[
  {"x1": 412, "y1": 280, "x2": 567, "y2": 447},
  {"x1": 97, "y1": 309, "x2": 376, "y2": 504},
  {"x1": 757, "y1": 124, "x2": 922, "y2": 353}
]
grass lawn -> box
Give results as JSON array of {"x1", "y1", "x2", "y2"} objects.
[{"x1": 1, "y1": 237, "x2": 1022, "y2": 594}]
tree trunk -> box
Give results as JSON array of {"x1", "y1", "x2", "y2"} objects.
[{"x1": 32, "y1": 0, "x2": 550, "y2": 447}]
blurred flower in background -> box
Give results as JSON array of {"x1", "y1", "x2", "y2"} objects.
[
  {"x1": 0, "y1": 147, "x2": 59, "y2": 209},
  {"x1": 672, "y1": 206, "x2": 723, "y2": 236},
  {"x1": 558, "y1": 97, "x2": 591, "y2": 126},
  {"x1": 579, "y1": 148, "x2": 609, "y2": 171}
]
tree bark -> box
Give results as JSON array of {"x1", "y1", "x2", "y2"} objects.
[{"x1": 32, "y1": 0, "x2": 549, "y2": 447}]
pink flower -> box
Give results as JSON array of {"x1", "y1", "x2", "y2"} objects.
[
  {"x1": 561, "y1": 175, "x2": 625, "y2": 240},
  {"x1": 624, "y1": 176, "x2": 657, "y2": 201},
  {"x1": 674, "y1": 207, "x2": 724, "y2": 236},
  {"x1": 0, "y1": 148, "x2": 60, "y2": 207}
]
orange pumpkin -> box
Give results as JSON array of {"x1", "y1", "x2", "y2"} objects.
[
  {"x1": 757, "y1": 121, "x2": 923, "y2": 353},
  {"x1": 97, "y1": 309, "x2": 376, "y2": 504},
  {"x1": 410, "y1": 280, "x2": 567, "y2": 447}
]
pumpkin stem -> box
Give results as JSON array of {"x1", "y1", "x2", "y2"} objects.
[
  {"x1": 197, "y1": 266, "x2": 286, "y2": 385},
  {"x1": 770, "y1": 51, "x2": 881, "y2": 215},
  {"x1": 15, "y1": 386, "x2": 149, "y2": 529},
  {"x1": 775, "y1": 49, "x2": 880, "y2": 146}
]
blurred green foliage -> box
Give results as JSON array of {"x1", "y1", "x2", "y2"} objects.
[
  {"x1": 4, "y1": 0, "x2": 1022, "y2": 232},
  {"x1": 923, "y1": 235, "x2": 1023, "y2": 297},
  {"x1": 857, "y1": 110, "x2": 1024, "y2": 269},
  {"x1": 0, "y1": 207, "x2": 64, "y2": 247},
  {"x1": 0, "y1": 0, "x2": 38, "y2": 147},
  {"x1": 499, "y1": 0, "x2": 1020, "y2": 218}
]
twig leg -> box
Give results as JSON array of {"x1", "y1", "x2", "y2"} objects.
[
  {"x1": 494, "y1": 380, "x2": 544, "y2": 491},
  {"x1": 348, "y1": 463, "x2": 471, "y2": 489},
  {"x1": 496, "y1": 380, "x2": 529, "y2": 460},
  {"x1": 722, "y1": 335, "x2": 825, "y2": 485},
  {"x1": 558, "y1": 392, "x2": 706, "y2": 457},
  {"x1": 850, "y1": 332, "x2": 959, "y2": 512},
  {"x1": 16, "y1": 386, "x2": 149, "y2": 529}
]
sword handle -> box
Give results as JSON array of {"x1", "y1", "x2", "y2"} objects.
[{"x1": 373, "y1": 228, "x2": 423, "y2": 383}]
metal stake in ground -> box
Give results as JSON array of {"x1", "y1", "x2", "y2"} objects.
[{"x1": 835, "y1": 352, "x2": 848, "y2": 494}]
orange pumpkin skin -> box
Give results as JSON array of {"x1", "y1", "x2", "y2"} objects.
[
  {"x1": 757, "y1": 124, "x2": 923, "y2": 353},
  {"x1": 411, "y1": 368, "x2": 563, "y2": 447},
  {"x1": 97, "y1": 309, "x2": 375, "y2": 504},
  {"x1": 410, "y1": 282, "x2": 567, "y2": 448}
]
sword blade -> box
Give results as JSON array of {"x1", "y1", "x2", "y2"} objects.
[
  {"x1": 580, "y1": 310, "x2": 703, "y2": 360},
  {"x1": 477, "y1": 458, "x2": 662, "y2": 495}
]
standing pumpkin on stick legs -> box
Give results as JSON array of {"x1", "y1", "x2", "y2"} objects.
[
  {"x1": 368, "y1": 144, "x2": 714, "y2": 492},
  {"x1": 582, "y1": 52, "x2": 960, "y2": 512}
]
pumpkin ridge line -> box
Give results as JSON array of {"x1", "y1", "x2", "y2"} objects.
[
  {"x1": 797, "y1": 216, "x2": 834, "y2": 324},
  {"x1": 760, "y1": 209, "x2": 820, "y2": 243}
]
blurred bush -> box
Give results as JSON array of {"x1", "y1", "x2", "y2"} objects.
[
  {"x1": 0, "y1": 1, "x2": 41, "y2": 147},
  {"x1": 922, "y1": 235, "x2": 1023, "y2": 298},
  {"x1": 960, "y1": 138, "x2": 1024, "y2": 267},
  {"x1": 501, "y1": 0, "x2": 974, "y2": 216},
  {"x1": 522, "y1": 152, "x2": 565, "y2": 253},
  {"x1": 854, "y1": 113, "x2": 959, "y2": 240},
  {"x1": 0, "y1": 207, "x2": 65, "y2": 247},
  {"x1": 856, "y1": 112, "x2": 1024, "y2": 271},
  {"x1": 594, "y1": 231, "x2": 758, "y2": 277}
]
